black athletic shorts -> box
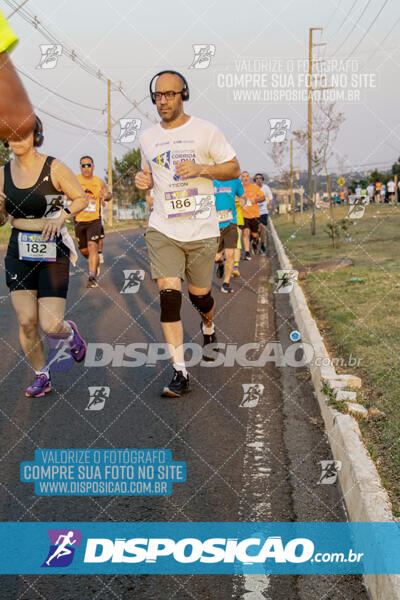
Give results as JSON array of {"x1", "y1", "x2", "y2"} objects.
[
  {"x1": 5, "y1": 229, "x2": 70, "y2": 298},
  {"x1": 218, "y1": 222, "x2": 238, "y2": 252},
  {"x1": 100, "y1": 224, "x2": 105, "y2": 239},
  {"x1": 75, "y1": 218, "x2": 103, "y2": 249},
  {"x1": 259, "y1": 214, "x2": 268, "y2": 226},
  {"x1": 240, "y1": 217, "x2": 260, "y2": 233}
]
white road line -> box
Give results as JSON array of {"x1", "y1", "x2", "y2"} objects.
[{"x1": 235, "y1": 276, "x2": 272, "y2": 599}]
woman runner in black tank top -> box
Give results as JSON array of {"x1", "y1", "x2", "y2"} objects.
[{"x1": 0, "y1": 115, "x2": 89, "y2": 398}]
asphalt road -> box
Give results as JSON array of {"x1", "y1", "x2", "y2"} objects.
[{"x1": 0, "y1": 226, "x2": 369, "y2": 599}]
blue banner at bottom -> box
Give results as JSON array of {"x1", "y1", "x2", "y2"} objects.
[{"x1": 0, "y1": 522, "x2": 399, "y2": 574}]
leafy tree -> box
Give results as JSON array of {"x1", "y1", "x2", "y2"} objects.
[
  {"x1": 0, "y1": 143, "x2": 11, "y2": 166},
  {"x1": 107, "y1": 148, "x2": 145, "y2": 209},
  {"x1": 392, "y1": 156, "x2": 400, "y2": 177},
  {"x1": 369, "y1": 169, "x2": 384, "y2": 184},
  {"x1": 325, "y1": 218, "x2": 348, "y2": 247},
  {"x1": 294, "y1": 101, "x2": 345, "y2": 236}
]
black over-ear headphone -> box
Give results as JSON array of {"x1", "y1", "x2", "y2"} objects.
[
  {"x1": 3, "y1": 115, "x2": 44, "y2": 148},
  {"x1": 254, "y1": 173, "x2": 265, "y2": 182},
  {"x1": 149, "y1": 70, "x2": 190, "y2": 105}
]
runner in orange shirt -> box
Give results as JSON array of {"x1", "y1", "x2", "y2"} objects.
[
  {"x1": 75, "y1": 156, "x2": 112, "y2": 288},
  {"x1": 375, "y1": 181, "x2": 381, "y2": 204},
  {"x1": 240, "y1": 171, "x2": 264, "y2": 260}
]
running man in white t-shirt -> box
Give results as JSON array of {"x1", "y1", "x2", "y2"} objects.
[
  {"x1": 135, "y1": 71, "x2": 240, "y2": 397},
  {"x1": 387, "y1": 179, "x2": 396, "y2": 202}
]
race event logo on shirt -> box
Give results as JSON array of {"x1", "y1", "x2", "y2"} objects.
[
  {"x1": 42, "y1": 529, "x2": 82, "y2": 568},
  {"x1": 44, "y1": 195, "x2": 66, "y2": 217},
  {"x1": 152, "y1": 151, "x2": 171, "y2": 170}
]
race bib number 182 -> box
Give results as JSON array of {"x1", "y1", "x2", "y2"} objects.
[{"x1": 18, "y1": 232, "x2": 57, "y2": 262}]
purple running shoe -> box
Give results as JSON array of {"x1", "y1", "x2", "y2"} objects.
[
  {"x1": 66, "y1": 320, "x2": 87, "y2": 363},
  {"x1": 25, "y1": 373, "x2": 51, "y2": 398}
]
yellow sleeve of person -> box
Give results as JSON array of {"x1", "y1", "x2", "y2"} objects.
[{"x1": 0, "y1": 9, "x2": 18, "y2": 54}]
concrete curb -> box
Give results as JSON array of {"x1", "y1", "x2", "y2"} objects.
[{"x1": 269, "y1": 219, "x2": 400, "y2": 600}]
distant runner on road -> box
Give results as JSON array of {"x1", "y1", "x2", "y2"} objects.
[
  {"x1": 213, "y1": 177, "x2": 246, "y2": 293},
  {"x1": 75, "y1": 156, "x2": 112, "y2": 288},
  {"x1": 240, "y1": 171, "x2": 264, "y2": 260},
  {"x1": 254, "y1": 173, "x2": 273, "y2": 254}
]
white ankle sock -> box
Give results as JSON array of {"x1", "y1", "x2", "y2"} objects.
[
  {"x1": 173, "y1": 362, "x2": 188, "y2": 378},
  {"x1": 35, "y1": 368, "x2": 49, "y2": 378},
  {"x1": 202, "y1": 322, "x2": 215, "y2": 335},
  {"x1": 66, "y1": 323, "x2": 74, "y2": 341}
]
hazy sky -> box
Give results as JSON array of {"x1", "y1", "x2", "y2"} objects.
[{"x1": 2, "y1": 0, "x2": 400, "y2": 179}]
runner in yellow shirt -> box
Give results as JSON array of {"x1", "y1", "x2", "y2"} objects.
[
  {"x1": 0, "y1": 9, "x2": 35, "y2": 140},
  {"x1": 233, "y1": 192, "x2": 244, "y2": 276}
]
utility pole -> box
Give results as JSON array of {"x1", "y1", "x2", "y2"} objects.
[
  {"x1": 7, "y1": 0, "x2": 30, "y2": 19},
  {"x1": 290, "y1": 139, "x2": 295, "y2": 223},
  {"x1": 107, "y1": 79, "x2": 113, "y2": 227},
  {"x1": 308, "y1": 27, "x2": 324, "y2": 235}
]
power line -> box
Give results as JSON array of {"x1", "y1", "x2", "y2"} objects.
[
  {"x1": 3, "y1": 0, "x2": 156, "y2": 124},
  {"x1": 16, "y1": 67, "x2": 105, "y2": 112},
  {"x1": 6, "y1": 0, "x2": 29, "y2": 19},
  {"x1": 332, "y1": 0, "x2": 373, "y2": 56},
  {"x1": 366, "y1": 14, "x2": 400, "y2": 62},
  {"x1": 345, "y1": 0, "x2": 390, "y2": 58},
  {"x1": 326, "y1": 0, "x2": 344, "y2": 38},
  {"x1": 34, "y1": 106, "x2": 105, "y2": 135},
  {"x1": 333, "y1": 0, "x2": 359, "y2": 38}
]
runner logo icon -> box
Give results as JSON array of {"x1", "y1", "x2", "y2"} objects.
[
  {"x1": 317, "y1": 460, "x2": 342, "y2": 485},
  {"x1": 42, "y1": 529, "x2": 82, "y2": 567},
  {"x1": 189, "y1": 44, "x2": 216, "y2": 69},
  {"x1": 274, "y1": 270, "x2": 298, "y2": 294},
  {"x1": 121, "y1": 270, "x2": 145, "y2": 294},
  {"x1": 266, "y1": 119, "x2": 291, "y2": 142},
  {"x1": 86, "y1": 387, "x2": 110, "y2": 411},
  {"x1": 37, "y1": 45, "x2": 62, "y2": 70},
  {"x1": 46, "y1": 337, "x2": 74, "y2": 373},
  {"x1": 240, "y1": 383, "x2": 264, "y2": 408},
  {"x1": 117, "y1": 119, "x2": 142, "y2": 143}
]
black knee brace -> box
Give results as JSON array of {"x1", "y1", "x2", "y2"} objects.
[
  {"x1": 160, "y1": 289, "x2": 182, "y2": 322},
  {"x1": 188, "y1": 291, "x2": 214, "y2": 317}
]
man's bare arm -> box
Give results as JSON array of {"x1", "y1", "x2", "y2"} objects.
[
  {"x1": 99, "y1": 178, "x2": 112, "y2": 201},
  {"x1": 237, "y1": 194, "x2": 246, "y2": 208},
  {"x1": 0, "y1": 52, "x2": 35, "y2": 140},
  {"x1": 175, "y1": 157, "x2": 241, "y2": 181}
]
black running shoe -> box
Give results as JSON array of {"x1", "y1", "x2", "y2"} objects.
[
  {"x1": 201, "y1": 322, "x2": 217, "y2": 362},
  {"x1": 87, "y1": 276, "x2": 98, "y2": 288},
  {"x1": 260, "y1": 244, "x2": 266, "y2": 254},
  {"x1": 244, "y1": 251, "x2": 251, "y2": 261},
  {"x1": 161, "y1": 369, "x2": 191, "y2": 398},
  {"x1": 216, "y1": 261, "x2": 224, "y2": 279}
]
